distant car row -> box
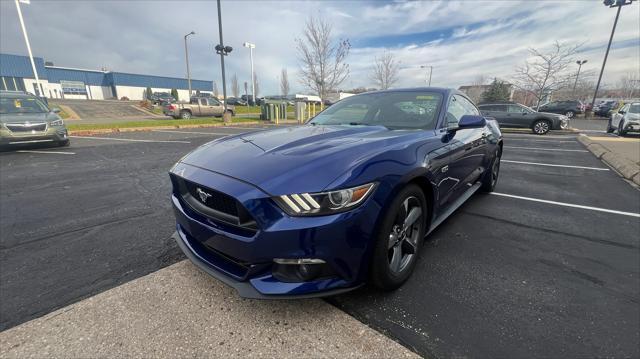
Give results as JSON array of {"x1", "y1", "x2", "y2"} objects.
[{"x1": 478, "y1": 102, "x2": 568, "y2": 135}]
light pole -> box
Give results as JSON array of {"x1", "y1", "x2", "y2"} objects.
[
  {"x1": 420, "y1": 65, "x2": 433, "y2": 86},
  {"x1": 573, "y1": 60, "x2": 587, "y2": 94},
  {"x1": 14, "y1": 0, "x2": 42, "y2": 96},
  {"x1": 184, "y1": 31, "x2": 195, "y2": 97},
  {"x1": 214, "y1": 0, "x2": 232, "y2": 115},
  {"x1": 589, "y1": 0, "x2": 635, "y2": 115},
  {"x1": 243, "y1": 42, "x2": 256, "y2": 105}
]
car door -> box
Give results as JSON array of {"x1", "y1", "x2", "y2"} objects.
[
  {"x1": 484, "y1": 104, "x2": 510, "y2": 127},
  {"x1": 208, "y1": 98, "x2": 224, "y2": 116},
  {"x1": 507, "y1": 104, "x2": 531, "y2": 128},
  {"x1": 441, "y1": 95, "x2": 488, "y2": 208},
  {"x1": 197, "y1": 98, "x2": 212, "y2": 116}
]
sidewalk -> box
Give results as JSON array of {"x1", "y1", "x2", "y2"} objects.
[
  {"x1": 578, "y1": 134, "x2": 640, "y2": 185},
  {"x1": 0, "y1": 261, "x2": 418, "y2": 359}
]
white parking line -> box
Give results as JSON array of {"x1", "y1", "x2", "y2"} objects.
[
  {"x1": 16, "y1": 150, "x2": 76, "y2": 155},
  {"x1": 505, "y1": 146, "x2": 588, "y2": 152},
  {"x1": 501, "y1": 160, "x2": 609, "y2": 171},
  {"x1": 152, "y1": 130, "x2": 235, "y2": 136},
  {"x1": 70, "y1": 136, "x2": 190, "y2": 144},
  {"x1": 505, "y1": 138, "x2": 577, "y2": 143},
  {"x1": 491, "y1": 192, "x2": 640, "y2": 218},
  {"x1": 504, "y1": 134, "x2": 576, "y2": 139}
]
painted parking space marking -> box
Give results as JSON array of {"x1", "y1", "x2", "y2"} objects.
[
  {"x1": 505, "y1": 146, "x2": 588, "y2": 152},
  {"x1": 152, "y1": 130, "x2": 236, "y2": 136},
  {"x1": 501, "y1": 160, "x2": 609, "y2": 171},
  {"x1": 15, "y1": 150, "x2": 76, "y2": 155},
  {"x1": 504, "y1": 138, "x2": 578, "y2": 143},
  {"x1": 70, "y1": 136, "x2": 191, "y2": 144},
  {"x1": 491, "y1": 192, "x2": 640, "y2": 218}
]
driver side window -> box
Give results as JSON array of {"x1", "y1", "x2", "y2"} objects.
[{"x1": 446, "y1": 96, "x2": 467, "y2": 127}]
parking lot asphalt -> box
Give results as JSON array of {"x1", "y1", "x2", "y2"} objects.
[{"x1": 1, "y1": 126, "x2": 639, "y2": 358}]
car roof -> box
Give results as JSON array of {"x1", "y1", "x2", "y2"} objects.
[
  {"x1": 0, "y1": 90, "x2": 37, "y2": 99},
  {"x1": 364, "y1": 87, "x2": 453, "y2": 96}
]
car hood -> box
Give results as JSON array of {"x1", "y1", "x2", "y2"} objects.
[
  {"x1": 537, "y1": 111, "x2": 564, "y2": 119},
  {"x1": 180, "y1": 125, "x2": 426, "y2": 195},
  {"x1": 0, "y1": 112, "x2": 55, "y2": 124}
]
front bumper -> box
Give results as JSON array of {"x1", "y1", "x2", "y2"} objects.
[
  {"x1": 0, "y1": 126, "x2": 68, "y2": 146},
  {"x1": 170, "y1": 162, "x2": 380, "y2": 298},
  {"x1": 622, "y1": 121, "x2": 640, "y2": 132}
]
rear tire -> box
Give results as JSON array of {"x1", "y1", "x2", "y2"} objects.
[
  {"x1": 180, "y1": 110, "x2": 192, "y2": 120},
  {"x1": 370, "y1": 184, "x2": 426, "y2": 291},
  {"x1": 481, "y1": 147, "x2": 501, "y2": 192},
  {"x1": 58, "y1": 140, "x2": 70, "y2": 147},
  {"x1": 532, "y1": 119, "x2": 551, "y2": 135}
]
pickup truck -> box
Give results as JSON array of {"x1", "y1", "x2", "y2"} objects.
[{"x1": 163, "y1": 97, "x2": 235, "y2": 119}]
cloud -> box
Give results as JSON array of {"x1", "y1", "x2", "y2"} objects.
[{"x1": 1, "y1": 0, "x2": 638, "y2": 95}]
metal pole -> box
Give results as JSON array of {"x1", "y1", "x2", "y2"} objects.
[
  {"x1": 572, "y1": 62, "x2": 583, "y2": 94},
  {"x1": 184, "y1": 32, "x2": 194, "y2": 97},
  {"x1": 590, "y1": 5, "x2": 621, "y2": 112},
  {"x1": 15, "y1": 0, "x2": 41, "y2": 96},
  {"x1": 216, "y1": 0, "x2": 228, "y2": 111},
  {"x1": 249, "y1": 47, "x2": 255, "y2": 105},
  {"x1": 428, "y1": 66, "x2": 432, "y2": 86}
]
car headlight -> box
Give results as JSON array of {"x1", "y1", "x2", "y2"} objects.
[
  {"x1": 274, "y1": 183, "x2": 377, "y2": 216},
  {"x1": 50, "y1": 119, "x2": 64, "y2": 126}
]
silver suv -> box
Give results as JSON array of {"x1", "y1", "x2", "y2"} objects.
[{"x1": 0, "y1": 91, "x2": 69, "y2": 148}]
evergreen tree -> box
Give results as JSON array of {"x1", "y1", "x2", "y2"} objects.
[
  {"x1": 170, "y1": 88, "x2": 179, "y2": 101},
  {"x1": 145, "y1": 87, "x2": 153, "y2": 100},
  {"x1": 481, "y1": 79, "x2": 511, "y2": 103}
]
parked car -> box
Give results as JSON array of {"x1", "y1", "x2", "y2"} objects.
[
  {"x1": 164, "y1": 96, "x2": 235, "y2": 119},
  {"x1": 593, "y1": 100, "x2": 618, "y2": 117},
  {"x1": 538, "y1": 100, "x2": 583, "y2": 118},
  {"x1": 151, "y1": 92, "x2": 174, "y2": 105},
  {"x1": 478, "y1": 102, "x2": 568, "y2": 135},
  {"x1": 226, "y1": 97, "x2": 248, "y2": 106},
  {"x1": 607, "y1": 101, "x2": 626, "y2": 118},
  {"x1": 240, "y1": 95, "x2": 264, "y2": 106},
  {"x1": 169, "y1": 88, "x2": 503, "y2": 298},
  {"x1": 607, "y1": 102, "x2": 640, "y2": 136},
  {"x1": 0, "y1": 90, "x2": 69, "y2": 148}
]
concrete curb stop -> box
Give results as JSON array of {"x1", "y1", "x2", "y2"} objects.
[
  {"x1": 68, "y1": 121, "x2": 264, "y2": 136},
  {"x1": 577, "y1": 135, "x2": 640, "y2": 186}
]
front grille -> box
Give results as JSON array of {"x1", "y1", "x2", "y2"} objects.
[
  {"x1": 171, "y1": 174, "x2": 258, "y2": 233},
  {"x1": 183, "y1": 180, "x2": 239, "y2": 217},
  {"x1": 6, "y1": 123, "x2": 47, "y2": 132}
]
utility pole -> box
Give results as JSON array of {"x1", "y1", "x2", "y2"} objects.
[
  {"x1": 215, "y1": 0, "x2": 232, "y2": 114},
  {"x1": 243, "y1": 42, "x2": 256, "y2": 105},
  {"x1": 15, "y1": 0, "x2": 42, "y2": 96},
  {"x1": 184, "y1": 31, "x2": 195, "y2": 97},
  {"x1": 420, "y1": 65, "x2": 433, "y2": 86},
  {"x1": 573, "y1": 60, "x2": 587, "y2": 94},
  {"x1": 590, "y1": 0, "x2": 635, "y2": 115}
]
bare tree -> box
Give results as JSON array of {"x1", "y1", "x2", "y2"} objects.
[
  {"x1": 231, "y1": 74, "x2": 239, "y2": 98},
  {"x1": 243, "y1": 81, "x2": 248, "y2": 98},
  {"x1": 213, "y1": 81, "x2": 219, "y2": 98},
  {"x1": 280, "y1": 68, "x2": 290, "y2": 97},
  {"x1": 618, "y1": 72, "x2": 640, "y2": 99},
  {"x1": 512, "y1": 41, "x2": 583, "y2": 109},
  {"x1": 370, "y1": 52, "x2": 400, "y2": 90},
  {"x1": 295, "y1": 17, "x2": 351, "y2": 101}
]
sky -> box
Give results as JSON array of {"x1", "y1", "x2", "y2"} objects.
[{"x1": 1, "y1": 0, "x2": 638, "y2": 96}]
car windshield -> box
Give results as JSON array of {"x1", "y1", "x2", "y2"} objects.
[
  {"x1": 629, "y1": 104, "x2": 640, "y2": 113},
  {"x1": 0, "y1": 97, "x2": 49, "y2": 114},
  {"x1": 309, "y1": 91, "x2": 443, "y2": 130}
]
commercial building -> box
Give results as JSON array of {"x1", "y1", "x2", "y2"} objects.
[{"x1": 0, "y1": 53, "x2": 213, "y2": 101}]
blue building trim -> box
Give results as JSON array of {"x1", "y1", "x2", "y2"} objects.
[{"x1": 0, "y1": 53, "x2": 212, "y2": 91}]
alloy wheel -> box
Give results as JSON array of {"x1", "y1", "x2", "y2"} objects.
[
  {"x1": 533, "y1": 121, "x2": 549, "y2": 134},
  {"x1": 387, "y1": 196, "x2": 423, "y2": 275},
  {"x1": 565, "y1": 111, "x2": 575, "y2": 118},
  {"x1": 491, "y1": 155, "x2": 501, "y2": 187}
]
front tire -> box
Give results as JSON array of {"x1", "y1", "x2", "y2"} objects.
[
  {"x1": 57, "y1": 139, "x2": 70, "y2": 147},
  {"x1": 565, "y1": 110, "x2": 575, "y2": 118},
  {"x1": 481, "y1": 148, "x2": 501, "y2": 192},
  {"x1": 532, "y1": 119, "x2": 551, "y2": 135},
  {"x1": 370, "y1": 184, "x2": 426, "y2": 291}
]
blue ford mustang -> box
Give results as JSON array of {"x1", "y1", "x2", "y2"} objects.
[{"x1": 170, "y1": 88, "x2": 503, "y2": 298}]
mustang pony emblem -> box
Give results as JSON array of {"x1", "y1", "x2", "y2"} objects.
[{"x1": 196, "y1": 188, "x2": 212, "y2": 203}]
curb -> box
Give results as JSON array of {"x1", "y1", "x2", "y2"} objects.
[
  {"x1": 69, "y1": 121, "x2": 265, "y2": 136},
  {"x1": 577, "y1": 135, "x2": 640, "y2": 186}
]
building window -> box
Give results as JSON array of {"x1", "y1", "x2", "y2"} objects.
[
  {"x1": 0, "y1": 76, "x2": 25, "y2": 91},
  {"x1": 60, "y1": 80, "x2": 87, "y2": 95}
]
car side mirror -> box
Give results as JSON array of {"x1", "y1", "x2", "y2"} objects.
[
  {"x1": 458, "y1": 115, "x2": 486, "y2": 129},
  {"x1": 51, "y1": 108, "x2": 61, "y2": 114}
]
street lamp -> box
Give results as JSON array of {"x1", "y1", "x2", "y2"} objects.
[
  {"x1": 243, "y1": 42, "x2": 256, "y2": 106},
  {"x1": 573, "y1": 60, "x2": 587, "y2": 94},
  {"x1": 420, "y1": 65, "x2": 433, "y2": 86},
  {"x1": 589, "y1": 0, "x2": 635, "y2": 115},
  {"x1": 14, "y1": 0, "x2": 42, "y2": 96},
  {"x1": 215, "y1": 0, "x2": 232, "y2": 114},
  {"x1": 184, "y1": 31, "x2": 195, "y2": 97}
]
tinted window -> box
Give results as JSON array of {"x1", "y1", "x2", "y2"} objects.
[
  {"x1": 0, "y1": 97, "x2": 49, "y2": 114},
  {"x1": 493, "y1": 104, "x2": 508, "y2": 112},
  {"x1": 629, "y1": 104, "x2": 640, "y2": 113},
  {"x1": 310, "y1": 91, "x2": 443, "y2": 130},
  {"x1": 446, "y1": 96, "x2": 468, "y2": 127},
  {"x1": 508, "y1": 105, "x2": 526, "y2": 113},
  {"x1": 456, "y1": 95, "x2": 480, "y2": 116}
]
